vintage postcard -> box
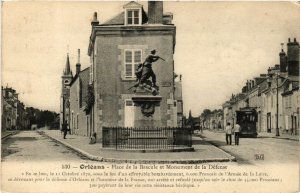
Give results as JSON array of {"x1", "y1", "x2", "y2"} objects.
[{"x1": 1, "y1": 1, "x2": 299, "y2": 193}]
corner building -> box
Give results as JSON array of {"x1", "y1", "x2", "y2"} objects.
[{"x1": 88, "y1": 1, "x2": 181, "y2": 139}]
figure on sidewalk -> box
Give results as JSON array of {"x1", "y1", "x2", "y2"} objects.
[
  {"x1": 62, "y1": 120, "x2": 69, "y2": 139},
  {"x1": 128, "y1": 49, "x2": 165, "y2": 95},
  {"x1": 225, "y1": 122, "x2": 232, "y2": 145},
  {"x1": 234, "y1": 122, "x2": 241, "y2": 145}
]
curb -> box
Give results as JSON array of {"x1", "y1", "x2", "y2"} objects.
[
  {"x1": 271, "y1": 136, "x2": 299, "y2": 141},
  {"x1": 37, "y1": 131, "x2": 103, "y2": 162},
  {"x1": 1, "y1": 131, "x2": 19, "y2": 140},
  {"x1": 194, "y1": 134, "x2": 237, "y2": 162},
  {"x1": 258, "y1": 134, "x2": 299, "y2": 141},
  {"x1": 39, "y1": 130, "x2": 235, "y2": 164}
]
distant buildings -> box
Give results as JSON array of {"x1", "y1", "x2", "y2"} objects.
[
  {"x1": 60, "y1": 1, "x2": 183, "y2": 139},
  {"x1": 199, "y1": 109, "x2": 223, "y2": 130},
  {"x1": 2, "y1": 86, "x2": 59, "y2": 132},
  {"x1": 222, "y1": 38, "x2": 299, "y2": 135},
  {"x1": 1, "y1": 86, "x2": 27, "y2": 131}
]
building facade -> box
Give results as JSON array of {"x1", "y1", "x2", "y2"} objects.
[
  {"x1": 222, "y1": 38, "x2": 299, "y2": 135},
  {"x1": 61, "y1": 1, "x2": 183, "y2": 140},
  {"x1": 1, "y1": 86, "x2": 29, "y2": 131},
  {"x1": 68, "y1": 50, "x2": 91, "y2": 136}
]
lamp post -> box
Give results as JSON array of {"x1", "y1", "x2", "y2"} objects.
[{"x1": 276, "y1": 72, "x2": 280, "y2": 136}]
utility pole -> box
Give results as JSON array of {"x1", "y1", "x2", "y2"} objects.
[{"x1": 276, "y1": 72, "x2": 280, "y2": 136}]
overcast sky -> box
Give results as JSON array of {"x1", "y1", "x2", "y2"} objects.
[{"x1": 2, "y1": 1, "x2": 299, "y2": 115}]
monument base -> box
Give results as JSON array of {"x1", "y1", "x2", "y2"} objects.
[{"x1": 132, "y1": 95, "x2": 162, "y2": 128}]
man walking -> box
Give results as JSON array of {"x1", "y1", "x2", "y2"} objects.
[
  {"x1": 234, "y1": 122, "x2": 241, "y2": 145},
  {"x1": 62, "y1": 120, "x2": 69, "y2": 139},
  {"x1": 225, "y1": 122, "x2": 232, "y2": 145}
]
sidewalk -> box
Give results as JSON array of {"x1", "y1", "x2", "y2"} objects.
[
  {"x1": 258, "y1": 132, "x2": 299, "y2": 141},
  {"x1": 38, "y1": 129, "x2": 236, "y2": 164},
  {"x1": 198, "y1": 129, "x2": 299, "y2": 141},
  {"x1": 1, "y1": 130, "x2": 19, "y2": 140}
]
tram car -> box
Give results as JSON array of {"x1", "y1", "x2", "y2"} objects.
[{"x1": 236, "y1": 107, "x2": 258, "y2": 137}]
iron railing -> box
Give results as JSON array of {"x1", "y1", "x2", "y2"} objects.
[{"x1": 102, "y1": 127, "x2": 192, "y2": 150}]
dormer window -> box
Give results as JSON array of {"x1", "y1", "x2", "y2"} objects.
[
  {"x1": 127, "y1": 10, "x2": 139, "y2": 25},
  {"x1": 124, "y1": 1, "x2": 142, "y2": 26}
]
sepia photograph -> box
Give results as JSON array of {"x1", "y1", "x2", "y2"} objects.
[{"x1": 1, "y1": 1, "x2": 299, "y2": 193}]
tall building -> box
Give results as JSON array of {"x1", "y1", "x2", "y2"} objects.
[
  {"x1": 60, "y1": 1, "x2": 183, "y2": 140},
  {"x1": 60, "y1": 53, "x2": 73, "y2": 129},
  {"x1": 86, "y1": 1, "x2": 180, "y2": 139},
  {"x1": 68, "y1": 49, "x2": 92, "y2": 136}
]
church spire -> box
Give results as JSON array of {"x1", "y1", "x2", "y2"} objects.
[{"x1": 64, "y1": 53, "x2": 72, "y2": 76}]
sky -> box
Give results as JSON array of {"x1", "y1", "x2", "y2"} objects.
[{"x1": 2, "y1": 1, "x2": 300, "y2": 115}]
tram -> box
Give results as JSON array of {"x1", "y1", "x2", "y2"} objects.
[{"x1": 236, "y1": 107, "x2": 258, "y2": 137}]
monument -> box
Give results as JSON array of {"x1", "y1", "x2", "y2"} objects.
[{"x1": 130, "y1": 49, "x2": 164, "y2": 128}]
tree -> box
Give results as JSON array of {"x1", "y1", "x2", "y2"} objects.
[{"x1": 201, "y1": 109, "x2": 211, "y2": 118}]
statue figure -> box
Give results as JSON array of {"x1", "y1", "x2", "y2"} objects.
[{"x1": 129, "y1": 49, "x2": 165, "y2": 95}]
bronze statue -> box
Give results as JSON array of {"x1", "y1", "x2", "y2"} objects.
[{"x1": 129, "y1": 49, "x2": 165, "y2": 95}]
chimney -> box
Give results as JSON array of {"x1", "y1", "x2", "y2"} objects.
[
  {"x1": 247, "y1": 80, "x2": 251, "y2": 90},
  {"x1": 163, "y1": 12, "x2": 173, "y2": 24},
  {"x1": 91, "y1": 12, "x2": 99, "y2": 26},
  {"x1": 279, "y1": 43, "x2": 287, "y2": 73},
  {"x1": 148, "y1": 1, "x2": 163, "y2": 24},
  {"x1": 76, "y1": 49, "x2": 81, "y2": 75},
  {"x1": 287, "y1": 37, "x2": 299, "y2": 76}
]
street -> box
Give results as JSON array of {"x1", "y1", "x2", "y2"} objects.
[
  {"x1": 196, "y1": 130, "x2": 299, "y2": 165},
  {"x1": 1, "y1": 130, "x2": 90, "y2": 162},
  {"x1": 2, "y1": 130, "x2": 299, "y2": 165}
]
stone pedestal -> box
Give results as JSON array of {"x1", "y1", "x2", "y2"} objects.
[
  {"x1": 132, "y1": 89, "x2": 162, "y2": 129},
  {"x1": 129, "y1": 88, "x2": 165, "y2": 147}
]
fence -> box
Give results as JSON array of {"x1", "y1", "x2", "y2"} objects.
[{"x1": 102, "y1": 127, "x2": 193, "y2": 150}]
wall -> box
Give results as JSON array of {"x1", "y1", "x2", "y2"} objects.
[
  {"x1": 93, "y1": 26, "x2": 176, "y2": 138},
  {"x1": 69, "y1": 77, "x2": 89, "y2": 136}
]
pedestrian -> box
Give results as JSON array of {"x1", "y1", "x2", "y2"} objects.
[
  {"x1": 62, "y1": 120, "x2": 69, "y2": 139},
  {"x1": 200, "y1": 125, "x2": 203, "y2": 133},
  {"x1": 225, "y1": 122, "x2": 232, "y2": 145},
  {"x1": 234, "y1": 122, "x2": 241, "y2": 145}
]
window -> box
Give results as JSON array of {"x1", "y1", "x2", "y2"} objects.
[
  {"x1": 124, "y1": 50, "x2": 142, "y2": 78},
  {"x1": 127, "y1": 10, "x2": 140, "y2": 25}
]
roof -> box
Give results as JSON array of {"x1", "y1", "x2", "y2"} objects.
[
  {"x1": 101, "y1": 7, "x2": 148, "y2": 26},
  {"x1": 79, "y1": 68, "x2": 90, "y2": 106},
  {"x1": 282, "y1": 80, "x2": 299, "y2": 96},
  {"x1": 69, "y1": 67, "x2": 90, "y2": 87},
  {"x1": 123, "y1": 1, "x2": 143, "y2": 8},
  {"x1": 102, "y1": 12, "x2": 125, "y2": 25}
]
